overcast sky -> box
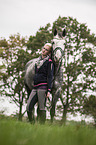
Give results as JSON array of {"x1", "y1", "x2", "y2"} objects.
[{"x1": 0, "y1": 0, "x2": 96, "y2": 39}]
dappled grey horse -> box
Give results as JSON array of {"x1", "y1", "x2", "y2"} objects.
[
  {"x1": 50, "y1": 28, "x2": 66, "y2": 122},
  {"x1": 24, "y1": 28, "x2": 66, "y2": 122}
]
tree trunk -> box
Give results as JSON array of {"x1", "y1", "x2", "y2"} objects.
[
  {"x1": 94, "y1": 118, "x2": 96, "y2": 127},
  {"x1": 62, "y1": 71, "x2": 69, "y2": 124},
  {"x1": 62, "y1": 103, "x2": 68, "y2": 124},
  {"x1": 18, "y1": 92, "x2": 23, "y2": 121},
  {"x1": 18, "y1": 102, "x2": 23, "y2": 121}
]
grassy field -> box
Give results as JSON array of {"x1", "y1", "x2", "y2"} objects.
[{"x1": 0, "y1": 118, "x2": 96, "y2": 145}]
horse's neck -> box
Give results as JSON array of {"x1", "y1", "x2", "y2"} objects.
[
  {"x1": 55, "y1": 62, "x2": 59, "y2": 68},
  {"x1": 54, "y1": 61, "x2": 61, "y2": 75},
  {"x1": 55, "y1": 60, "x2": 62, "y2": 68}
]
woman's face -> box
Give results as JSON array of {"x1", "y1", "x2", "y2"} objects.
[{"x1": 42, "y1": 45, "x2": 51, "y2": 58}]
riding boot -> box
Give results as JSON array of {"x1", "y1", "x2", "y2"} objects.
[
  {"x1": 50, "y1": 107, "x2": 55, "y2": 123},
  {"x1": 27, "y1": 111, "x2": 35, "y2": 124},
  {"x1": 39, "y1": 110, "x2": 46, "y2": 124},
  {"x1": 37, "y1": 106, "x2": 40, "y2": 122}
]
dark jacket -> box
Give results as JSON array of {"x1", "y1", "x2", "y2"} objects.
[{"x1": 33, "y1": 56, "x2": 54, "y2": 92}]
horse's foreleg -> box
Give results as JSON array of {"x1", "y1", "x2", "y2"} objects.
[{"x1": 50, "y1": 90, "x2": 60, "y2": 122}]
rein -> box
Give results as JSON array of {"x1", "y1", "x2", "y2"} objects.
[{"x1": 51, "y1": 45, "x2": 64, "y2": 83}]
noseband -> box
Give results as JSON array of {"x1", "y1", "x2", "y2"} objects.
[
  {"x1": 52, "y1": 46, "x2": 64, "y2": 63},
  {"x1": 53, "y1": 46, "x2": 64, "y2": 56}
]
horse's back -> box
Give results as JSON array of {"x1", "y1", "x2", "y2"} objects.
[{"x1": 24, "y1": 57, "x2": 39, "y2": 90}]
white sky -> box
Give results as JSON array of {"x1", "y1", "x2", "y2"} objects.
[{"x1": 0, "y1": 0, "x2": 96, "y2": 39}]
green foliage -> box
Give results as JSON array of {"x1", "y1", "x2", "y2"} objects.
[
  {"x1": 0, "y1": 34, "x2": 32, "y2": 120},
  {"x1": 83, "y1": 95, "x2": 96, "y2": 124},
  {"x1": 0, "y1": 16, "x2": 96, "y2": 123},
  {"x1": 0, "y1": 119, "x2": 96, "y2": 145},
  {"x1": 27, "y1": 23, "x2": 52, "y2": 53},
  {"x1": 52, "y1": 16, "x2": 96, "y2": 122}
]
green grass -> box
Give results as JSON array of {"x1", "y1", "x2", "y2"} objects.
[{"x1": 0, "y1": 119, "x2": 96, "y2": 145}]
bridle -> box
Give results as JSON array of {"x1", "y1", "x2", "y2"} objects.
[
  {"x1": 51, "y1": 43, "x2": 65, "y2": 77},
  {"x1": 53, "y1": 46, "x2": 64, "y2": 62}
]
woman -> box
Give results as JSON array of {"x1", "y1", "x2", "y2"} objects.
[{"x1": 26, "y1": 43, "x2": 54, "y2": 123}]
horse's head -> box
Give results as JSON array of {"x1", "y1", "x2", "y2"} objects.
[{"x1": 51, "y1": 28, "x2": 66, "y2": 62}]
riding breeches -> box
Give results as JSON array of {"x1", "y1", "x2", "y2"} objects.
[{"x1": 26, "y1": 89, "x2": 47, "y2": 112}]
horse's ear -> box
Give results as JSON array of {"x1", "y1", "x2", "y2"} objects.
[
  {"x1": 53, "y1": 28, "x2": 57, "y2": 36},
  {"x1": 62, "y1": 29, "x2": 66, "y2": 37}
]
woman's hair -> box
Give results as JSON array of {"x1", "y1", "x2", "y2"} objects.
[
  {"x1": 44, "y1": 43, "x2": 53, "y2": 59},
  {"x1": 44, "y1": 43, "x2": 52, "y2": 52}
]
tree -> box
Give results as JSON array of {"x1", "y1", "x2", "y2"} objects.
[
  {"x1": 52, "y1": 16, "x2": 96, "y2": 122},
  {"x1": 27, "y1": 23, "x2": 52, "y2": 52},
  {"x1": 82, "y1": 95, "x2": 96, "y2": 125},
  {"x1": 0, "y1": 34, "x2": 31, "y2": 120}
]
